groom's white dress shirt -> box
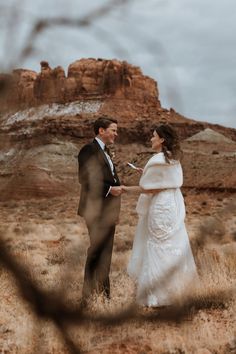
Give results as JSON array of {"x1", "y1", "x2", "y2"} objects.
[{"x1": 95, "y1": 137, "x2": 115, "y2": 196}]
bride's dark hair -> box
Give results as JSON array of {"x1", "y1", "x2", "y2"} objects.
[{"x1": 154, "y1": 124, "x2": 182, "y2": 163}]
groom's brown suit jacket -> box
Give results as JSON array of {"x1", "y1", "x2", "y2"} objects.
[{"x1": 78, "y1": 139, "x2": 121, "y2": 225}]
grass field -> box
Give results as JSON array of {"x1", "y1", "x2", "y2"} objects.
[{"x1": 0, "y1": 191, "x2": 235, "y2": 353}]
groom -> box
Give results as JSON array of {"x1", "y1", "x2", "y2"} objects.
[{"x1": 78, "y1": 117, "x2": 122, "y2": 300}]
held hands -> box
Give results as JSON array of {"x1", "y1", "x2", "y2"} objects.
[
  {"x1": 107, "y1": 162, "x2": 144, "y2": 197},
  {"x1": 121, "y1": 185, "x2": 141, "y2": 193},
  {"x1": 110, "y1": 186, "x2": 123, "y2": 196},
  {"x1": 121, "y1": 186, "x2": 162, "y2": 194},
  {"x1": 110, "y1": 184, "x2": 159, "y2": 196},
  {"x1": 110, "y1": 185, "x2": 136, "y2": 196}
]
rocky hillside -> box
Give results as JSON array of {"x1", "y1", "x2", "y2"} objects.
[{"x1": 0, "y1": 58, "x2": 235, "y2": 200}]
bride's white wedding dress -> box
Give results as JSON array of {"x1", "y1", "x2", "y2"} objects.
[{"x1": 127, "y1": 152, "x2": 198, "y2": 307}]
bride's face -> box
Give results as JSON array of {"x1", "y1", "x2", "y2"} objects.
[{"x1": 151, "y1": 130, "x2": 164, "y2": 151}]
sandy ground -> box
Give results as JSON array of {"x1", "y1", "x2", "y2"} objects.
[{"x1": 0, "y1": 190, "x2": 235, "y2": 353}]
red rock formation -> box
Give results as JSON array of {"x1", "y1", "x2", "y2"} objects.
[
  {"x1": 0, "y1": 69, "x2": 37, "y2": 111},
  {"x1": 0, "y1": 58, "x2": 235, "y2": 200},
  {"x1": 0, "y1": 58, "x2": 160, "y2": 112}
]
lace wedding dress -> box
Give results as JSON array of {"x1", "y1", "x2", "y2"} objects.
[{"x1": 127, "y1": 152, "x2": 198, "y2": 307}]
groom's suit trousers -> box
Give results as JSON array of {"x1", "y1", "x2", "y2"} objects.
[{"x1": 83, "y1": 219, "x2": 115, "y2": 298}]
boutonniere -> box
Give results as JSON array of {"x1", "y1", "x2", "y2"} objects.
[{"x1": 110, "y1": 151, "x2": 116, "y2": 159}]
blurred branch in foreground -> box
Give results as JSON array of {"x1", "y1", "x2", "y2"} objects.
[
  {"x1": 2, "y1": 0, "x2": 133, "y2": 68},
  {"x1": 0, "y1": 224, "x2": 235, "y2": 353}
]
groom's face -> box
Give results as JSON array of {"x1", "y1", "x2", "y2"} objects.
[{"x1": 99, "y1": 123, "x2": 118, "y2": 145}]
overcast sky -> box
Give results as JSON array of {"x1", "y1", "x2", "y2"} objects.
[{"x1": 0, "y1": 0, "x2": 235, "y2": 128}]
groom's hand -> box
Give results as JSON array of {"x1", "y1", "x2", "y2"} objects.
[{"x1": 110, "y1": 186, "x2": 123, "y2": 196}]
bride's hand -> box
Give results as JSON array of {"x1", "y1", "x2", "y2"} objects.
[
  {"x1": 136, "y1": 167, "x2": 143, "y2": 174},
  {"x1": 121, "y1": 185, "x2": 129, "y2": 192},
  {"x1": 121, "y1": 185, "x2": 141, "y2": 193}
]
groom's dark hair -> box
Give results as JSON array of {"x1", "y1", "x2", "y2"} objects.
[{"x1": 94, "y1": 117, "x2": 118, "y2": 135}]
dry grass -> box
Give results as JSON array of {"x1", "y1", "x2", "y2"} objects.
[{"x1": 0, "y1": 191, "x2": 235, "y2": 353}]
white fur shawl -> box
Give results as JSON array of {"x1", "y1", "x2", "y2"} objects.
[
  {"x1": 136, "y1": 152, "x2": 183, "y2": 215},
  {"x1": 139, "y1": 152, "x2": 183, "y2": 189}
]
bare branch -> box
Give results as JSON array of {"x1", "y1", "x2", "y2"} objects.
[{"x1": 18, "y1": 0, "x2": 134, "y2": 63}]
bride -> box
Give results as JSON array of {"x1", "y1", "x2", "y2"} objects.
[{"x1": 123, "y1": 124, "x2": 198, "y2": 307}]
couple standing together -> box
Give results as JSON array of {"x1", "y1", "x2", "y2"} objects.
[{"x1": 78, "y1": 117, "x2": 198, "y2": 307}]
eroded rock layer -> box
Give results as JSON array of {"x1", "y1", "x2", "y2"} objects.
[{"x1": 0, "y1": 58, "x2": 235, "y2": 200}]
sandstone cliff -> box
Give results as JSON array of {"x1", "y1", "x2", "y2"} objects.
[
  {"x1": 0, "y1": 58, "x2": 159, "y2": 111},
  {"x1": 0, "y1": 58, "x2": 235, "y2": 200}
]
